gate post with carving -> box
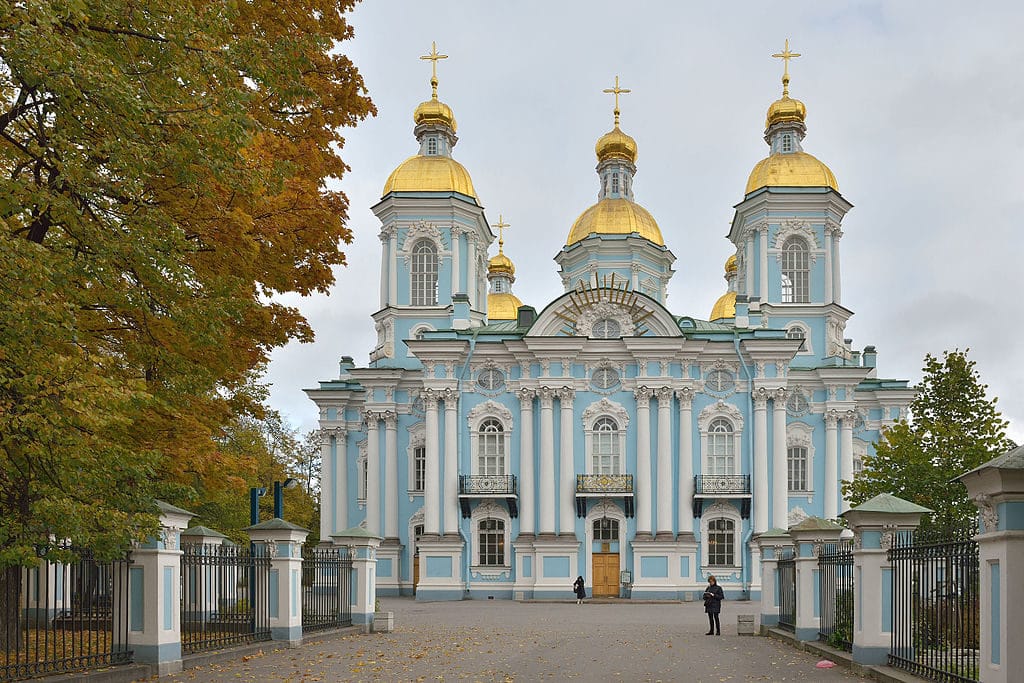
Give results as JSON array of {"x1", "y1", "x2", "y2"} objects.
[
  {"x1": 755, "y1": 529, "x2": 792, "y2": 630},
  {"x1": 788, "y1": 517, "x2": 844, "y2": 641}
]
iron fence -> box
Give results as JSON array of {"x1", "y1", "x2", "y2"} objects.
[
  {"x1": 818, "y1": 540, "x2": 854, "y2": 651},
  {"x1": 889, "y1": 529, "x2": 979, "y2": 683},
  {"x1": 0, "y1": 549, "x2": 132, "y2": 681},
  {"x1": 180, "y1": 544, "x2": 270, "y2": 654},
  {"x1": 301, "y1": 547, "x2": 352, "y2": 632},
  {"x1": 777, "y1": 550, "x2": 796, "y2": 632}
]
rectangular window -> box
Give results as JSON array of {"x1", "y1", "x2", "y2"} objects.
[
  {"x1": 478, "y1": 431, "x2": 505, "y2": 475},
  {"x1": 611, "y1": 173, "x2": 620, "y2": 193},
  {"x1": 479, "y1": 519, "x2": 505, "y2": 566},
  {"x1": 412, "y1": 446, "x2": 425, "y2": 492},
  {"x1": 426, "y1": 137, "x2": 438, "y2": 155},
  {"x1": 707, "y1": 519, "x2": 735, "y2": 566},
  {"x1": 781, "y1": 135, "x2": 793, "y2": 152},
  {"x1": 788, "y1": 446, "x2": 808, "y2": 491}
]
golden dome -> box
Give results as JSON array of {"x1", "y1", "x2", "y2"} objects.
[
  {"x1": 725, "y1": 254, "x2": 737, "y2": 274},
  {"x1": 488, "y1": 292, "x2": 523, "y2": 321},
  {"x1": 595, "y1": 125, "x2": 637, "y2": 164},
  {"x1": 745, "y1": 151, "x2": 838, "y2": 195},
  {"x1": 765, "y1": 95, "x2": 806, "y2": 129},
  {"x1": 710, "y1": 291, "x2": 736, "y2": 321},
  {"x1": 566, "y1": 198, "x2": 663, "y2": 246},
  {"x1": 488, "y1": 251, "x2": 514, "y2": 277},
  {"x1": 413, "y1": 96, "x2": 457, "y2": 131},
  {"x1": 382, "y1": 155, "x2": 477, "y2": 198}
]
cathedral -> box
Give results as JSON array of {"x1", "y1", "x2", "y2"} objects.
[{"x1": 306, "y1": 42, "x2": 913, "y2": 601}]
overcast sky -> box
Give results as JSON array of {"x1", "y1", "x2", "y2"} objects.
[{"x1": 266, "y1": 1, "x2": 1024, "y2": 445}]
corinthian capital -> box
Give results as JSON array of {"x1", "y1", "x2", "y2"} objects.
[
  {"x1": 556, "y1": 386, "x2": 575, "y2": 403},
  {"x1": 420, "y1": 388, "x2": 440, "y2": 407},
  {"x1": 538, "y1": 386, "x2": 555, "y2": 408},
  {"x1": 518, "y1": 387, "x2": 536, "y2": 405},
  {"x1": 634, "y1": 386, "x2": 653, "y2": 402},
  {"x1": 773, "y1": 387, "x2": 789, "y2": 403},
  {"x1": 655, "y1": 386, "x2": 674, "y2": 405},
  {"x1": 383, "y1": 411, "x2": 398, "y2": 429},
  {"x1": 443, "y1": 387, "x2": 460, "y2": 406},
  {"x1": 675, "y1": 386, "x2": 694, "y2": 407},
  {"x1": 825, "y1": 409, "x2": 839, "y2": 428},
  {"x1": 753, "y1": 387, "x2": 770, "y2": 409}
]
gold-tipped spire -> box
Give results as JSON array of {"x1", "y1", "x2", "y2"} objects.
[
  {"x1": 602, "y1": 75, "x2": 631, "y2": 128},
  {"x1": 492, "y1": 214, "x2": 510, "y2": 253},
  {"x1": 419, "y1": 41, "x2": 448, "y2": 100},
  {"x1": 771, "y1": 38, "x2": 801, "y2": 98},
  {"x1": 488, "y1": 214, "x2": 515, "y2": 277}
]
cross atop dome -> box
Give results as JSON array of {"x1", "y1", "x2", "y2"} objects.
[
  {"x1": 602, "y1": 75, "x2": 631, "y2": 127},
  {"x1": 420, "y1": 41, "x2": 448, "y2": 100},
  {"x1": 772, "y1": 39, "x2": 801, "y2": 98}
]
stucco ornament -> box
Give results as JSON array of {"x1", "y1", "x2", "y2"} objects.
[
  {"x1": 581, "y1": 397, "x2": 630, "y2": 429},
  {"x1": 400, "y1": 220, "x2": 448, "y2": 265},
  {"x1": 576, "y1": 302, "x2": 634, "y2": 338},
  {"x1": 774, "y1": 218, "x2": 820, "y2": 253},
  {"x1": 787, "y1": 506, "x2": 809, "y2": 528},
  {"x1": 972, "y1": 493, "x2": 999, "y2": 532},
  {"x1": 698, "y1": 400, "x2": 745, "y2": 432},
  {"x1": 466, "y1": 400, "x2": 514, "y2": 431}
]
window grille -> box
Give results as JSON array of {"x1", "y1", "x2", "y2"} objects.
[
  {"x1": 706, "y1": 369, "x2": 734, "y2": 392},
  {"x1": 708, "y1": 418, "x2": 735, "y2": 474},
  {"x1": 412, "y1": 446, "x2": 425, "y2": 492},
  {"x1": 478, "y1": 419, "x2": 505, "y2": 475},
  {"x1": 426, "y1": 137, "x2": 438, "y2": 155},
  {"x1": 476, "y1": 368, "x2": 505, "y2": 391},
  {"x1": 411, "y1": 240, "x2": 439, "y2": 306},
  {"x1": 781, "y1": 238, "x2": 809, "y2": 303},
  {"x1": 781, "y1": 134, "x2": 793, "y2": 152},
  {"x1": 592, "y1": 417, "x2": 620, "y2": 474},
  {"x1": 788, "y1": 446, "x2": 808, "y2": 491},
  {"x1": 592, "y1": 318, "x2": 621, "y2": 339},
  {"x1": 478, "y1": 519, "x2": 505, "y2": 565},
  {"x1": 592, "y1": 367, "x2": 620, "y2": 390},
  {"x1": 611, "y1": 173, "x2": 620, "y2": 194},
  {"x1": 707, "y1": 518, "x2": 735, "y2": 566},
  {"x1": 786, "y1": 326, "x2": 807, "y2": 350}
]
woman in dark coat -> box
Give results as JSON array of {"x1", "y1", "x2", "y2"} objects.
[
  {"x1": 573, "y1": 576, "x2": 586, "y2": 605},
  {"x1": 703, "y1": 575, "x2": 724, "y2": 635}
]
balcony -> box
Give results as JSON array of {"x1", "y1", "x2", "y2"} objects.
[
  {"x1": 692, "y1": 474, "x2": 751, "y2": 519},
  {"x1": 458, "y1": 475, "x2": 518, "y2": 518},
  {"x1": 575, "y1": 474, "x2": 634, "y2": 518}
]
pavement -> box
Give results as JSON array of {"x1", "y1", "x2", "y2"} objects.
[{"x1": 160, "y1": 597, "x2": 871, "y2": 682}]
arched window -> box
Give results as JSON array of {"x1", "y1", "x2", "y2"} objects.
[
  {"x1": 592, "y1": 417, "x2": 620, "y2": 474},
  {"x1": 786, "y1": 326, "x2": 807, "y2": 350},
  {"x1": 478, "y1": 519, "x2": 505, "y2": 566},
  {"x1": 591, "y1": 318, "x2": 621, "y2": 339},
  {"x1": 412, "y1": 446, "x2": 426, "y2": 492},
  {"x1": 411, "y1": 240, "x2": 438, "y2": 306},
  {"x1": 708, "y1": 418, "x2": 735, "y2": 475},
  {"x1": 781, "y1": 237, "x2": 809, "y2": 303},
  {"x1": 593, "y1": 517, "x2": 619, "y2": 542},
  {"x1": 787, "y1": 446, "x2": 808, "y2": 492},
  {"x1": 707, "y1": 518, "x2": 735, "y2": 566},
  {"x1": 477, "y1": 418, "x2": 505, "y2": 475}
]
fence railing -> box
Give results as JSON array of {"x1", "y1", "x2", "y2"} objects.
[
  {"x1": 180, "y1": 544, "x2": 271, "y2": 655},
  {"x1": 0, "y1": 549, "x2": 132, "y2": 681},
  {"x1": 301, "y1": 547, "x2": 352, "y2": 633},
  {"x1": 777, "y1": 551, "x2": 796, "y2": 632},
  {"x1": 888, "y1": 529, "x2": 979, "y2": 683},
  {"x1": 818, "y1": 540, "x2": 854, "y2": 651}
]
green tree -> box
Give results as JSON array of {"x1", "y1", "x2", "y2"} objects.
[
  {"x1": 0, "y1": 0, "x2": 372, "y2": 645},
  {"x1": 844, "y1": 349, "x2": 1016, "y2": 531}
]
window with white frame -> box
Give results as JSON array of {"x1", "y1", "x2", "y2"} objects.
[
  {"x1": 411, "y1": 240, "x2": 439, "y2": 306},
  {"x1": 707, "y1": 518, "x2": 735, "y2": 566},
  {"x1": 591, "y1": 367, "x2": 620, "y2": 390},
  {"x1": 478, "y1": 518, "x2": 505, "y2": 566},
  {"x1": 582, "y1": 399, "x2": 629, "y2": 476},
  {"x1": 611, "y1": 173, "x2": 620, "y2": 194},
  {"x1": 412, "y1": 446, "x2": 425, "y2": 492},
  {"x1": 707, "y1": 418, "x2": 735, "y2": 474},
  {"x1": 594, "y1": 517, "x2": 619, "y2": 542},
  {"x1": 477, "y1": 419, "x2": 505, "y2": 475},
  {"x1": 786, "y1": 324, "x2": 810, "y2": 353},
  {"x1": 357, "y1": 453, "x2": 367, "y2": 500},
  {"x1": 591, "y1": 417, "x2": 621, "y2": 474},
  {"x1": 781, "y1": 134, "x2": 793, "y2": 153},
  {"x1": 426, "y1": 137, "x2": 438, "y2": 155},
  {"x1": 591, "y1": 318, "x2": 621, "y2": 339},
  {"x1": 781, "y1": 237, "x2": 809, "y2": 303},
  {"x1": 788, "y1": 446, "x2": 809, "y2": 492},
  {"x1": 407, "y1": 324, "x2": 435, "y2": 356}
]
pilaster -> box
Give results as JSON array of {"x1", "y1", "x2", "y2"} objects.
[{"x1": 247, "y1": 519, "x2": 311, "y2": 645}]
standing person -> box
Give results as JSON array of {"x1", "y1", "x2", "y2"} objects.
[
  {"x1": 703, "y1": 575, "x2": 724, "y2": 635},
  {"x1": 573, "y1": 575, "x2": 586, "y2": 605}
]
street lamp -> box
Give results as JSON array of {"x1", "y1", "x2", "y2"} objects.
[
  {"x1": 249, "y1": 487, "x2": 267, "y2": 526},
  {"x1": 273, "y1": 478, "x2": 300, "y2": 519}
]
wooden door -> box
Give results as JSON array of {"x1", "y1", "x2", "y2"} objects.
[
  {"x1": 412, "y1": 556, "x2": 419, "y2": 595},
  {"x1": 592, "y1": 553, "x2": 619, "y2": 597}
]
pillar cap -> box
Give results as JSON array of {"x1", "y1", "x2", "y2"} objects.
[{"x1": 245, "y1": 517, "x2": 311, "y2": 533}]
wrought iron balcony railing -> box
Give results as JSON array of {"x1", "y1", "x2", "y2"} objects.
[
  {"x1": 693, "y1": 475, "x2": 751, "y2": 496},
  {"x1": 458, "y1": 474, "x2": 517, "y2": 496},
  {"x1": 576, "y1": 474, "x2": 634, "y2": 494}
]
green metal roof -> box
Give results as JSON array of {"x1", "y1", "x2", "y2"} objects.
[
  {"x1": 847, "y1": 493, "x2": 932, "y2": 514},
  {"x1": 245, "y1": 517, "x2": 311, "y2": 533},
  {"x1": 789, "y1": 517, "x2": 844, "y2": 532}
]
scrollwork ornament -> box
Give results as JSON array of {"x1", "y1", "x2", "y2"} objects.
[
  {"x1": 880, "y1": 524, "x2": 898, "y2": 551},
  {"x1": 753, "y1": 387, "x2": 770, "y2": 409},
  {"x1": 973, "y1": 494, "x2": 999, "y2": 532},
  {"x1": 518, "y1": 387, "x2": 536, "y2": 404},
  {"x1": 812, "y1": 542, "x2": 822, "y2": 558},
  {"x1": 538, "y1": 386, "x2": 555, "y2": 408},
  {"x1": 675, "y1": 386, "x2": 694, "y2": 407},
  {"x1": 383, "y1": 411, "x2": 398, "y2": 429},
  {"x1": 556, "y1": 386, "x2": 575, "y2": 403},
  {"x1": 773, "y1": 387, "x2": 788, "y2": 403},
  {"x1": 852, "y1": 532, "x2": 862, "y2": 550},
  {"x1": 634, "y1": 385, "x2": 653, "y2": 402}
]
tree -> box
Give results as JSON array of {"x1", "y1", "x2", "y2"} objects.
[
  {"x1": 844, "y1": 349, "x2": 1016, "y2": 531},
  {"x1": 0, "y1": 0, "x2": 373, "y2": 642}
]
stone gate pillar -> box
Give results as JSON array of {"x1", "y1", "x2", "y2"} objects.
[
  {"x1": 755, "y1": 529, "x2": 792, "y2": 630},
  {"x1": 332, "y1": 527, "x2": 382, "y2": 631},
  {"x1": 247, "y1": 518, "x2": 310, "y2": 646},
  {"x1": 957, "y1": 445, "x2": 1024, "y2": 683},
  {"x1": 788, "y1": 517, "x2": 845, "y2": 641}
]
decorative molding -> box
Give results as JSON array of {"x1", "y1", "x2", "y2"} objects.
[
  {"x1": 787, "y1": 506, "x2": 809, "y2": 528},
  {"x1": 753, "y1": 387, "x2": 770, "y2": 409},
  {"x1": 517, "y1": 388, "x2": 536, "y2": 404},
  {"x1": 972, "y1": 493, "x2": 999, "y2": 532},
  {"x1": 787, "y1": 421, "x2": 813, "y2": 448},
  {"x1": 400, "y1": 221, "x2": 448, "y2": 266},
  {"x1": 466, "y1": 400, "x2": 514, "y2": 430},
  {"x1": 383, "y1": 411, "x2": 398, "y2": 429},
  {"x1": 407, "y1": 421, "x2": 425, "y2": 448},
  {"x1": 538, "y1": 386, "x2": 555, "y2": 408},
  {"x1": 556, "y1": 386, "x2": 575, "y2": 403},
  {"x1": 773, "y1": 219, "x2": 820, "y2": 250},
  {"x1": 634, "y1": 385, "x2": 653, "y2": 402},
  {"x1": 675, "y1": 386, "x2": 694, "y2": 407},
  {"x1": 698, "y1": 400, "x2": 744, "y2": 432},
  {"x1": 581, "y1": 398, "x2": 630, "y2": 429},
  {"x1": 655, "y1": 386, "x2": 674, "y2": 404},
  {"x1": 880, "y1": 525, "x2": 898, "y2": 551}
]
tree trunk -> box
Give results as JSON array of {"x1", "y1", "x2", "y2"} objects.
[{"x1": 0, "y1": 564, "x2": 23, "y2": 653}]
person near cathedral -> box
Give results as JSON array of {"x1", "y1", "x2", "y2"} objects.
[
  {"x1": 573, "y1": 576, "x2": 586, "y2": 605},
  {"x1": 703, "y1": 575, "x2": 724, "y2": 635}
]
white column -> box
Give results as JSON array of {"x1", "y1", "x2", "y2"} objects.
[
  {"x1": 379, "y1": 229, "x2": 389, "y2": 308},
  {"x1": 771, "y1": 389, "x2": 788, "y2": 530},
  {"x1": 824, "y1": 410, "x2": 839, "y2": 520},
  {"x1": 320, "y1": 430, "x2": 335, "y2": 539},
  {"x1": 635, "y1": 387, "x2": 653, "y2": 536},
  {"x1": 365, "y1": 411, "x2": 381, "y2": 536},
  {"x1": 384, "y1": 412, "x2": 398, "y2": 539},
  {"x1": 831, "y1": 224, "x2": 843, "y2": 304},
  {"x1": 518, "y1": 389, "x2": 536, "y2": 535},
  {"x1": 423, "y1": 390, "x2": 441, "y2": 535},
  {"x1": 656, "y1": 387, "x2": 673, "y2": 537},
  {"x1": 538, "y1": 387, "x2": 556, "y2": 535},
  {"x1": 443, "y1": 389, "x2": 459, "y2": 535},
  {"x1": 451, "y1": 227, "x2": 461, "y2": 296},
  {"x1": 676, "y1": 388, "x2": 694, "y2": 535},
  {"x1": 840, "y1": 411, "x2": 855, "y2": 513},
  {"x1": 557, "y1": 387, "x2": 575, "y2": 535},
  {"x1": 753, "y1": 389, "x2": 770, "y2": 533},
  {"x1": 745, "y1": 233, "x2": 755, "y2": 297},
  {"x1": 466, "y1": 235, "x2": 477, "y2": 308},
  {"x1": 759, "y1": 225, "x2": 769, "y2": 301},
  {"x1": 388, "y1": 231, "x2": 398, "y2": 305},
  {"x1": 824, "y1": 228, "x2": 834, "y2": 303}
]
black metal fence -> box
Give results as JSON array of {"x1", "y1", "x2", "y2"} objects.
[
  {"x1": 818, "y1": 540, "x2": 854, "y2": 651},
  {"x1": 301, "y1": 547, "x2": 352, "y2": 632},
  {"x1": 180, "y1": 544, "x2": 271, "y2": 654},
  {"x1": 777, "y1": 550, "x2": 796, "y2": 632},
  {"x1": 0, "y1": 550, "x2": 132, "y2": 681},
  {"x1": 888, "y1": 529, "x2": 979, "y2": 683}
]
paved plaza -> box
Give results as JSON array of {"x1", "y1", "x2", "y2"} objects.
[{"x1": 163, "y1": 597, "x2": 869, "y2": 682}]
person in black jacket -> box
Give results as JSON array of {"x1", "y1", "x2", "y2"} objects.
[
  {"x1": 703, "y1": 575, "x2": 724, "y2": 635},
  {"x1": 573, "y1": 576, "x2": 586, "y2": 605}
]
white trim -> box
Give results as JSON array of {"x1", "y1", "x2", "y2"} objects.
[
  {"x1": 407, "y1": 324, "x2": 435, "y2": 357},
  {"x1": 785, "y1": 321, "x2": 814, "y2": 356},
  {"x1": 467, "y1": 401, "x2": 514, "y2": 475},
  {"x1": 356, "y1": 439, "x2": 368, "y2": 504},
  {"x1": 470, "y1": 499, "x2": 511, "y2": 570},
  {"x1": 698, "y1": 401, "x2": 744, "y2": 476},
  {"x1": 584, "y1": 499, "x2": 627, "y2": 589},
  {"x1": 406, "y1": 422, "x2": 425, "y2": 496},
  {"x1": 786, "y1": 421, "x2": 815, "y2": 499},
  {"x1": 700, "y1": 500, "x2": 742, "y2": 572}
]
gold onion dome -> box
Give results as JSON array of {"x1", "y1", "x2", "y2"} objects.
[
  {"x1": 710, "y1": 255, "x2": 738, "y2": 321},
  {"x1": 487, "y1": 292, "x2": 524, "y2": 321},
  {"x1": 413, "y1": 96, "x2": 457, "y2": 131},
  {"x1": 745, "y1": 152, "x2": 838, "y2": 195},
  {"x1": 765, "y1": 94, "x2": 806, "y2": 129},
  {"x1": 566, "y1": 198, "x2": 664, "y2": 247},
  {"x1": 488, "y1": 250, "x2": 514, "y2": 277},
  {"x1": 595, "y1": 125, "x2": 637, "y2": 164},
  {"x1": 382, "y1": 156, "x2": 477, "y2": 198}
]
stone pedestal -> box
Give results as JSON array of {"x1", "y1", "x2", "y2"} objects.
[
  {"x1": 788, "y1": 517, "x2": 845, "y2": 641},
  {"x1": 247, "y1": 518, "x2": 310, "y2": 646},
  {"x1": 412, "y1": 534, "x2": 465, "y2": 601},
  {"x1": 332, "y1": 527, "x2": 383, "y2": 630}
]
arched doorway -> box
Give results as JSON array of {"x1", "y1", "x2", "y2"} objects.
[
  {"x1": 592, "y1": 517, "x2": 620, "y2": 597},
  {"x1": 412, "y1": 524, "x2": 423, "y2": 595}
]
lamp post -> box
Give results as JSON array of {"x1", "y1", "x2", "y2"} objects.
[
  {"x1": 249, "y1": 487, "x2": 267, "y2": 526},
  {"x1": 273, "y1": 478, "x2": 300, "y2": 519}
]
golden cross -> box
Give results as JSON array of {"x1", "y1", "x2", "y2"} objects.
[
  {"x1": 771, "y1": 39, "x2": 801, "y2": 97},
  {"x1": 491, "y1": 214, "x2": 510, "y2": 251},
  {"x1": 602, "y1": 75, "x2": 631, "y2": 127},
  {"x1": 420, "y1": 41, "x2": 448, "y2": 97}
]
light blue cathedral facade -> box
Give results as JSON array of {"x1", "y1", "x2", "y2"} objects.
[{"x1": 306, "y1": 49, "x2": 913, "y2": 601}]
